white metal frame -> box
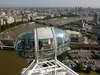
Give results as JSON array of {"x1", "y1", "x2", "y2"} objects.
[{"x1": 21, "y1": 59, "x2": 79, "y2": 75}]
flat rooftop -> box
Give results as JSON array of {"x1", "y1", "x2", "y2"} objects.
[{"x1": 66, "y1": 30, "x2": 81, "y2": 35}]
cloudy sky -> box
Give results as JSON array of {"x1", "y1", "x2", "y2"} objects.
[{"x1": 0, "y1": 0, "x2": 100, "y2": 8}]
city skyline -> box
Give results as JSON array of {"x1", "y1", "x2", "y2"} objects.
[{"x1": 0, "y1": 0, "x2": 100, "y2": 8}]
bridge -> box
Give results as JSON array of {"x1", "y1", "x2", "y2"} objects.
[
  {"x1": 0, "y1": 39, "x2": 14, "y2": 50},
  {"x1": 33, "y1": 20, "x2": 59, "y2": 27}
]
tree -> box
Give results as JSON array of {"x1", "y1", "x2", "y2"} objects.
[
  {"x1": 85, "y1": 65, "x2": 93, "y2": 73},
  {"x1": 0, "y1": 21, "x2": 28, "y2": 33},
  {"x1": 57, "y1": 51, "x2": 68, "y2": 61},
  {"x1": 95, "y1": 68, "x2": 100, "y2": 74},
  {"x1": 76, "y1": 62, "x2": 84, "y2": 72}
]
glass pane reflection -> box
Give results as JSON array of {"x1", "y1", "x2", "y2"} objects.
[
  {"x1": 38, "y1": 38, "x2": 54, "y2": 59},
  {"x1": 15, "y1": 30, "x2": 35, "y2": 59},
  {"x1": 54, "y1": 28, "x2": 70, "y2": 55},
  {"x1": 14, "y1": 28, "x2": 70, "y2": 59}
]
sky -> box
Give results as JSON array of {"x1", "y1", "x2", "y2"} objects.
[{"x1": 0, "y1": 0, "x2": 100, "y2": 8}]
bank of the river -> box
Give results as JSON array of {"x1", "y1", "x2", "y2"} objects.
[
  {"x1": 0, "y1": 21, "x2": 29, "y2": 33},
  {"x1": 37, "y1": 14, "x2": 79, "y2": 20},
  {"x1": 0, "y1": 23, "x2": 45, "y2": 40},
  {"x1": 0, "y1": 16, "x2": 93, "y2": 40}
]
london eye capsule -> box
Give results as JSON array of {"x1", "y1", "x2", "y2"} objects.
[{"x1": 14, "y1": 27, "x2": 70, "y2": 59}]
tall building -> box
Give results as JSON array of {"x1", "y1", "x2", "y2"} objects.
[
  {"x1": 0, "y1": 19, "x2": 4, "y2": 25},
  {"x1": 94, "y1": 12, "x2": 100, "y2": 24},
  {"x1": 91, "y1": 26, "x2": 100, "y2": 43}
]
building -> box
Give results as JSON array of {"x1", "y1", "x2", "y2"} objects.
[
  {"x1": 14, "y1": 17, "x2": 22, "y2": 22},
  {"x1": 0, "y1": 19, "x2": 4, "y2": 25},
  {"x1": 93, "y1": 12, "x2": 100, "y2": 24},
  {"x1": 4, "y1": 17, "x2": 14, "y2": 24},
  {"x1": 91, "y1": 26, "x2": 100, "y2": 43},
  {"x1": 22, "y1": 16, "x2": 29, "y2": 21},
  {"x1": 66, "y1": 30, "x2": 83, "y2": 43}
]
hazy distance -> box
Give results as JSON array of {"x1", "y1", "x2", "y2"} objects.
[{"x1": 0, "y1": 0, "x2": 100, "y2": 8}]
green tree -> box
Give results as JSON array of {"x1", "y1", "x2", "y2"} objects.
[
  {"x1": 0, "y1": 21, "x2": 28, "y2": 33},
  {"x1": 85, "y1": 65, "x2": 93, "y2": 73},
  {"x1": 57, "y1": 51, "x2": 68, "y2": 61},
  {"x1": 95, "y1": 68, "x2": 100, "y2": 74},
  {"x1": 76, "y1": 62, "x2": 84, "y2": 72}
]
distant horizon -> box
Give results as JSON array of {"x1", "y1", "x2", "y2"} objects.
[
  {"x1": 0, "y1": 6, "x2": 100, "y2": 9},
  {"x1": 0, "y1": 0, "x2": 100, "y2": 8}
]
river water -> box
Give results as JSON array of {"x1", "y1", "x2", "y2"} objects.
[
  {"x1": 39, "y1": 16, "x2": 94, "y2": 26},
  {"x1": 0, "y1": 16, "x2": 93, "y2": 75},
  {"x1": 0, "y1": 50, "x2": 27, "y2": 75}
]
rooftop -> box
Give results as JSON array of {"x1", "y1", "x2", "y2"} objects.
[{"x1": 66, "y1": 30, "x2": 81, "y2": 35}]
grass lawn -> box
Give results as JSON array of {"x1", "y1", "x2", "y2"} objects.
[{"x1": 78, "y1": 72, "x2": 100, "y2": 75}]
